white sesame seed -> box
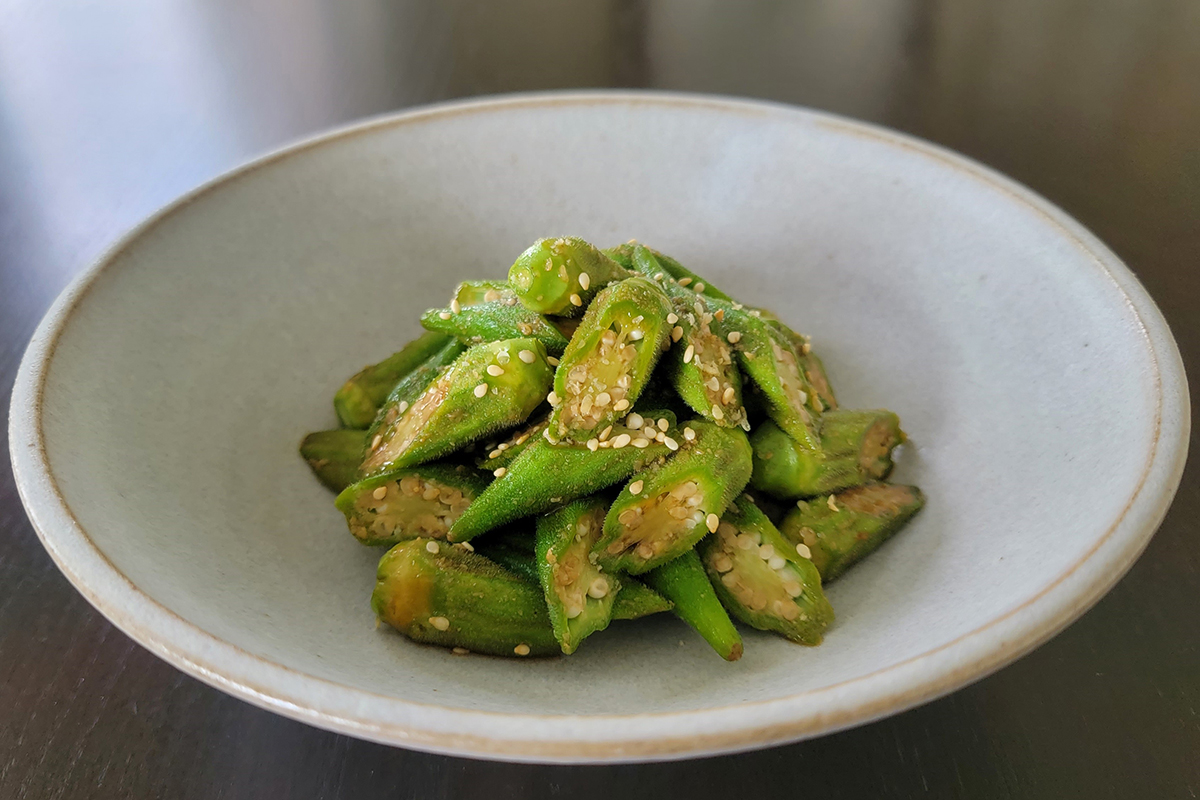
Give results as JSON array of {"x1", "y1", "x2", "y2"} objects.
[
  {"x1": 612, "y1": 399, "x2": 629, "y2": 411},
  {"x1": 667, "y1": 313, "x2": 679, "y2": 324},
  {"x1": 487, "y1": 364, "x2": 504, "y2": 376},
  {"x1": 711, "y1": 404, "x2": 724, "y2": 420},
  {"x1": 796, "y1": 543, "x2": 813, "y2": 559},
  {"x1": 396, "y1": 400, "x2": 409, "y2": 414},
  {"x1": 654, "y1": 272, "x2": 664, "y2": 280},
  {"x1": 722, "y1": 387, "x2": 736, "y2": 404},
  {"x1": 452, "y1": 646, "x2": 469, "y2": 655},
  {"x1": 514, "y1": 643, "x2": 531, "y2": 656},
  {"x1": 426, "y1": 541, "x2": 440, "y2": 554},
  {"x1": 664, "y1": 436, "x2": 679, "y2": 451},
  {"x1": 489, "y1": 449, "x2": 501, "y2": 459},
  {"x1": 683, "y1": 344, "x2": 695, "y2": 363},
  {"x1": 518, "y1": 349, "x2": 536, "y2": 363},
  {"x1": 629, "y1": 480, "x2": 644, "y2": 494},
  {"x1": 461, "y1": 542, "x2": 474, "y2": 552},
  {"x1": 612, "y1": 433, "x2": 632, "y2": 449},
  {"x1": 706, "y1": 513, "x2": 720, "y2": 533},
  {"x1": 629, "y1": 329, "x2": 644, "y2": 341},
  {"x1": 547, "y1": 391, "x2": 560, "y2": 405},
  {"x1": 578, "y1": 272, "x2": 590, "y2": 290},
  {"x1": 429, "y1": 616, "x2": 450, "y2": 631},
  {"x1": 695, "y1": 282, "x2": 705, "y2": 292},
  {"x1": 450, "y1": 299, "x2": 461, "y2": 313},
  {"x1": 670, "y1": 325, "x2": 683, "y2": 342},
  {"x1": 827, "y1": 495, "x2": 839, "y2": 512},
  {"x1": 587, "y1": 438, "x2": 600, "y2": 451},
  {"x1": 714, "y1": 308, "x2": 725, "y2": 321},
  {"x1": 547, "y1": 356, "x2": 559, "y2": 366},
  {"x1": 372, "y1": 486, "x2": 388, "y2": 500},
  {"x1": 438, "y1": 311, "x2": 452, "y2": 320},
  {"x1": 599, "y1": 425, "x2": 613, "y2": 441},
  {"x1": 569, "y1": 293, "x2": 583, "y2": 306},
  {"x1": 657, "y1": 418, "x2": 669, "y2": 431},
  {"x1": 473, "y1": 383, "x2": 488, "y2": 398},
  {"x1": 632, "y1": 437, "x2": 650, "y2": 448},
  {"x1": 802, "y1": 341, "x2": 812, "y2": 354},
  {"x1": 493, "y1": 467, "x2": 507, "y2": 478},
  {"x1": 627, "y1": 413, "x2": 644, "y2": 429},
  {"x1": 677, "y1": 277, "x2": 693, "y2": 287},
  {"x1": 727, "y1": 331, "x2": 742, "y2": 344},
  {"x1": 683, "y1": 427, "x2": 696, "y2": 441}
]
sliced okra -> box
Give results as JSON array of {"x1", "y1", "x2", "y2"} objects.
[
  {"x1": 334, "y1": 331, "x2": 453, "y2": 429},
  {"x1": 780, "y1": 483, "x2": 925, "y2": 582},
  {"x1": 701, "y1": 495, "x2": 834, "y2": 645},
  {"x1": 336, "y1": 463, "x2": 488, "y2": 546},
  {"x1": 649, "y1": 248, "x2": 734, "y2": 302},
  {"x1": 508, "y1": 237, "x2": 629, "y2": 316},
  {"x1": 750, "y1": 411, "x2": 905, "y2": 499},
  {"x1": 611, "y1": 579, "x2": 674, "y2": 620},
  {"x1": 536, "y1": 497, "x2": 621, "y2": 654},
  {"x1": 799, "y1": 349, "x2": 837, "y2": 412},
  {"x1": 547, "y1": 276, "x2": 672, "y2": 442},
  {"x1": 359, "y1": 338, "x2": 553, "y2": 476},
  {"x1": 299, "y1": 429, "x2": 367, "y2": 492},
  {"x1": 475, "y1": 410, "x2": 549, "y2": 471},
  {"x1": 365, "y1": 338, "x2": 467, "y2": 444},
  {"x1": 595, "y1": 421, "x2": 752, "y2": 574},
  {"x1": 420, "y1": 280, "x2": 570, "y2": 354},
  {"x1": 449, "y1": 409, "x2": 679, "y2": 541},
  {"x1": 643, "y1": 549, "x2": 743, "y2": 661},
  {"x1": 372, "y1": 539, "x2": 558, "y2": 657}
]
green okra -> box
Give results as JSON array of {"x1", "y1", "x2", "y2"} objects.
[
  {"x1": 701, "y1": 495, "x2": 833, "y2": 645},
  {"x1": 365, "y1": 338, "x2": 468, "y2": 443},
  {"x1": 336, "y1": 463, "x2": 488, "y2": 546},
  {"x1": 359, "y1": 338, "x2": 554, "y2": 476},
  {"x1": 334, "y1": 331, "x2": 453, "y2": 429},
  {"x1": 749, "y1": 411, "x2": 905, "y2": 499},
  {"x1": 372, "y1": 539, "x2": 559, "y2": 657},
  {"x1": 595, "y1": 420, "x2": 752, "y2": 574},
  {"x1": 547, "y1": 276, "x2": 673, "y2": 442},
  {"x1": 449, "y1": 409, "x2": 679, "y2": 541},
  {"x1": 611, "y1": 580, "x2": 674, "y2": 620},
  {"x1": 474, "y1": 411, "x2": 549, "y2": 472},
  {"x1": 780, "y1": 483, "x2": 925, "y2": 582},
  {"x1": 799, "y1": 349, "x2": 837, "y2": 413},
  {"x1": 649, "y1": 249, "x2": 734, "y2": 303},
  {"x1": 536, "y1": 497, "x2": 621, "y2": 654},
  {"x1": 643, "y1": 549, "x2": 743, "y2": 661},
  {"x1": 421, "y1": 280, "x2": 570, "y2": 354},
  {"x1": 508, "y1": 237, "x2": 630, "y2": 316},
  {"x1": 300, "y1": 429, "x2": 367, "y2": 492}
]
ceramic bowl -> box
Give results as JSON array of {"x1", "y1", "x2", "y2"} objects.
[{"x1": 9, "y1": 93, "x2": 1188, "y2": 763}]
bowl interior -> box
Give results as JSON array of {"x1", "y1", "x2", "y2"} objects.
[{"x1": 36, "y1": 99, "x2": 1161, "y2": 721}]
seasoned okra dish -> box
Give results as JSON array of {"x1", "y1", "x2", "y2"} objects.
[{"x1": 300, "y1": 238, "x2": 924, "y2": 660}]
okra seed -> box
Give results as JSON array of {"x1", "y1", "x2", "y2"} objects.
[
  {"x1": 627, "y1": 413, "x2": 644, "y2": 429},
  {"x1": 713, "y1": 554, "x2": 734, "y2": 573},
  {"x1": 514, "y1": 643, "x2": 531, "y2": 656},
  {"x1": 768, "y1": 556, "x2": 787, "y2": 570},
  {"x1": 547, "y1": 356, "x2": 559, "y2": 366},
  {"x1": 759, "y1": 544, "x2": 776, "y2": 560},
  {"x1": 642, "y1": 426, "x2": 657, "y2": 438},
  {"x1": 569, "y1": 293, "x2": 583, "y2": 307},
  {"x1": 613, "y1": 399, "x2": 630, "y2": 411},
  {"x1": 736, "y1": 534, "x2": 756, "y2": 550},
  {"x1": 664, "y1": 436, "x2": 679, "y2": 451},
  {"x1": 683, "y1": 427, "x2": 696, "y2": 441},
  {"x1": 578, "y1": 272, "x2": 591, "y2": 290},
  {"x1": 727, "y1": 331, "x2": 742, "y2": 344},
  {"x1": 636, "y1": 543, "x2": 655, "y2": 559},
  {"x1": 450, "y1": 299, "x2": 461, "y2": 313},
  {"x1": 629, "y1": 329, "x2": 644, "y2": 341},
  {"x1": 565, "y1": 605, "x2": 583, "y2": 619},
  {"x1": 629, "y1": 480, "x2": 644, "y2": 494},
  {"x1": 547, "y1": 391, "x2": 560, "y2": 405},
  {"x1": 595, "y1": 391, "x2": 611, "y2": 407},
  {"x1": 429, "y1": 616, "x2": 450, "y2": 631},
  {"x1": 587, "y1": 438, "x2": 599, "y2": 451},
  {"x1": 372, "y1": 486, "x2": 388, "y2": 500},
  {"x1": 484, "y1": 289, "x2": 502, "y2": 302},
  {"x1": 783, "y1": 581, "x2": 803, "y2": 597},
  {"x1": 493, "y1": 467, "x2": 507, "y2": 478},
  {"x1": 599, "y1": 425, "x2": 613, "y2": 440},
  {"x1": 667, "y1": 312, "x2": 679, "y2": 324},
  {"x1": 796, "y1": 543, "x2": 812, "y2": 559},
  {"x1": 632, "y1": 437, "x2": 650, "y2": 448},
  {"x1": 706, "y1": 513, "x2": 720, "y2": 533},
  {"x1": 587, "y1": 577, "x2": 610, "y2": 598},
  {"x1": 438, "y1": 311, "x2": 452, "y2": 320},
  {"x1": 473, "y1": 383, "x2": 488, "y2": 398},
  {"x1": 426, "y1": 541, "x2": 440, "y2": 554},
  {"x1": 671, "y1": 326, "x2": 683, "y2": 342},
  {"x1": 461, "y1": 541, "x2": 474, "y2": 552},
  {"x1": 612, "y1": 433, "x2": 631, "y2": 449},
  {"x1": 714, "y1": 308, "x2": 725, "y2": 321},
  {"x1": 546, "y1": 550, "x2": 557, "y2": 564},
  {"x1": 487, "y1": 364, "x2": 504, "y2": 376}
]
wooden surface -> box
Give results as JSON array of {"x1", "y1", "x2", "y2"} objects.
[{"x1": 1, "y1": 2, "x2": 1197, "y2": 797}]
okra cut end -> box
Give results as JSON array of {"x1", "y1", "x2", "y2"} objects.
[
  {"x1": 300, "y1": 429, "x2": 367, "y2": 493},
  {"x1": 508, "y1": 237, "x2": 629, "y2": 316},
  {"x1": 336, "y1": 464, "x2": 487, "y2": 547}
]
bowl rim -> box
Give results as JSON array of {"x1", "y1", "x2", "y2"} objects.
[{"x1": 8, "y1": 90, "x2": 1190, "y2": 763}]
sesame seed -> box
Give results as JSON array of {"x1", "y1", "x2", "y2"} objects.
[
  {"x1": 599, "y1": 425, "x2": 613, "y2": 441},
  {"x1": 683, "y1": 427, "x2": 696, "y2": 441},
  {"x1": 461, "y1": 541, "x2": 474, "y2": 552},
  {"x1": 514, "y1": 643, "x2": 531, "y2": 656},
  {"x1": 493, "y1": 467, "x2": 507, "y2": 478},
  {"x1": 802, "y1": 342, "x2": 812, "y2": 354},
  {"x1": 667, "y1": 313, "x2": 679, "y2": 324},
  {"x1": 438, "y1": 311, "x2": 452, "y2": 320},
  {"x1": 695, "y1": 282, "x2": 705, "y2": 292},
  {"x1": 587, "y1": 438, "x2": 600, "y2": 451},
  {"x1": 714, "y1": 308, "x2": 725, "y2": 321},
  {"x1": 514, "y1": 349, "x2": 535, "y2": 364},
  {"x1": 473, "y1": 383, "x2": 488, "y2": 398},
  {"x1": 671, "y1": 326, "x2": 683, "y2": 342},
  {"x1": 396, "y1": 400, "x2": 409, "y2": 414},
  {"x1": 372, "y1": 486, "x2": 388, "y2": 500},
  {"x1": 547, "y1": 391, "x2": 560, "y2": 405},
  {"x1": 429, "y1": 616, "x2": 450, "y2": 631},
  {"x1": 664, "y1": 436, "x2": 679, "y2": 451},
  {"x1": 827, "y1": 495, "x2": 839, "y2": 512},
  {"x1": 629, "y1": 480, "x2": 644, "y2": 494},
  {"x1": 487, "y1": 364, "x2": 504, "y2": 376},
  {"x1": 450, "y1": 299, "x2": 461, "y2": 313},
  {"x1": 723, "y1": 387, "x2": 736, "y2": 404},
  {"x1": 547, "y1": 356, "x2": 559, "y2": 366},
  {"x1": 627, "y1": 413, "x2": 644, "y2": 429},
  {"x1": 633, "y1": 437, "x2": 650, "y2": 448},
  {"x1": 578, "y1": 272, "x2": 590, "y2": 290},
  {"x1": 371, "y1": 434, "x2": 383, "y2": 449},
  {"x1": 569, "y1": 293, "x2": 583, "y2": 306},
  {"x1": 489, "y1": 449, "x2": 501, "y2": 459},
  {"x1": 612, "y1": 399, "x2": 629, "y2": 411},
  {"x1": 545, "y1": 550, "x2": 557, "y2": 564},
  {"x1": 727, "y1": 331, "x2": 742, "y2": 344},
  {"x1": 426, "y1": 541, "x2": 440, "y2": 554},
  {"x1": 796, "y1": 543, "x2": 813, "y2": 559},
  {"x1": 612, "y1": 433, "x2": 632, "y2": 449},
  {"x1": 683, "y1": 344, "x2": 694, "y2": 363},
  {"x1": 677, "y1": 277, "x2": 693, "y2": 287},
  {"x1": 452, "y1": 646, "x2": 469, "y2": 655},
  {"x1": 706, "y1": 513, "x2": 720, "y2": 532}
]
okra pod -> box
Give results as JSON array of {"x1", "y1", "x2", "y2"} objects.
[
  {"x1": 611, "y1": 579, "x2": 674, "y2": 620},
  {"x1": 701, "y1": 496, "x2": 833, "y2": 645},
  {"x1": 642, "y1": 549, "x2": 743, "y2": 661},
  {"x1": 334, "y1": 331, "x2": 453, "y2": 429},
  {"x1": 421, "y1": 280, "x2": 570, "y2": 354},
  {"x1": 799, "y1": 349, "x2": 837, "y2": 412},
  {"x1": 365, "y1": 338, "x2": 467, "y2": 445},
  {"x1": 449, "y1": 409, "x2": 679, "y2": 541},
  {"x1": 648, "y1": 248, "x2": 734, "y2": 303},
  {"x1": 336, "y1": 463, "x2": 488, "y2": 546},
  {"x1": 474, "y1": 411, "x2": 549, "y2": 471},
  {"x1": 299, "y1": 429, "x2": 367, "y2": 492},
  {"x1": 595, "y1": 420, "x2": 752, "y2": 574},
  {"x1": 536, "y1": 497, "x2": 621, "y2": 654},
  {"x1": 547, "y1": 276, "x2": 673, "y2": 442},
  {"x1": 780, "y1": 483, "x2": 925, "y2": 582},
  {"x1": 508, "y1": 237, "x2": 629, "y2": 316},
  {"x1": 372, "y1": 539, "x2": 558, "y2": 657},
  {"x1": 750, "y1": 410, "x2": 905, "y2": 499},
  {"x1": 359, "y1": 338, "x2": 554, "y2": 475}
]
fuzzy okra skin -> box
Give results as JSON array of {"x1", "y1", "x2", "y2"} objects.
[
  {"x1": 595, "y1": 421, "x2": 752, "y2": 574},
  {"x1": 509, "y1": 237, "x2": 630, "y2": 316},
  {"x1": 643, "y1": 549, "x2": 743, "y2": 661},
  {"x1": 421, "y1": 280, "x2": 570, "y2": 354},
  {"x1": 611, "y1": 580, "x2": 674, "y2": 620},
  {"x1": 750, "y1": 411, "x2": 905, "y2": 499},
  {"x1": 300, "y1": 429, "x2": 367, "y2": 492},
  {"x1": 336, "y1": 463, "x2": 488, "y2": 546},
  {"x1": 547, "y1": 276, "x2": 673, "y2": 442},
  {"x1": 359, "y1": 338, "x2": 554, "y2": 476},
  {"x1": 448, "y1": 410, "x2": 679, "y2": 541},
  {"x1": 536, "y1": 497, "x2": 621, "y2": 654},
  {"x1": 701, "y1": 496, "x2": 833, "y2": 645},
  {"x1": 609, "y1": 242, "x2": 734, "y2": 303},
  {"x1": 365, "y1": 338, "x2": 467, "y2": 444},
  {"x1": 372, "y1": 539, "x2": 559, "y2": 657},
  {"x1": 780, "y1": 483, "x2": 926, "y2": 582},
  {"x1": 334, "y1": 331, "x2": 453, "y2": 429},
  {"x1": 474, "y1": 411, "x2": 549, "y2": 471}
]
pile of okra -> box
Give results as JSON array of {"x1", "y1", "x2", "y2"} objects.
[{"x1": 301, "y1": 238, "x2": 924, "y2": 660}]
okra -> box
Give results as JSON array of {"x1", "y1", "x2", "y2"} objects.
[
  {"x1": 780, "y1": 483, "x2": 925, "y2": 582},
  {"x1": 508, "y1": 237, "x2": 629, "y2": 316},
  {"x1": 643, "y1": 549, "x2": 743, "y2": 661},
  {"x1": 372, "y1": 539, "x2": 558, "y2": 657},
  {"x1": 334, "y1": 331, "x2": 453, "y2": 429},
  {"x1": 611, "y1": 580, "x2": 674, "y2": 620},
  {"x1": 701, "y1": 496, "x2": 833, "y2": 645},
  {"x1": 475, "y1": 411, "x2": 549, "y2": 471},
  {"x1": 449, "y1": 409, "x2": 679, "y2": 541},
  {"x1": 359, "y1": 338, "x2": 554, "y2": 476},
  {"x1": 365, "y1": 338, "x2": 467, "y2": 447},
  {"x1": 547, "y1": 276, "x2": 673, "y2": 442},
  {"x1": 750, "y1": 411, "x2": 905, "y2": 499},
  {"x1": 300, "y1": 429, "x2": 367, "y2": 492},
  {"x1": 421, "y1": 280, "x2": 570, "y2": 354},
  {"x1": 536, "y1": 497, "x2": 621, "y2": 654},
  {"x1": 595, "y1": 421, "x2": 752, "y2": 574},
  {"x1": 799, "y1": 349, "x2": 837, "y2": 412},
  {"x1": 649, "y1": 248, "x2": 734, "y2": 303},
  {"x1": 336, "y1": 463, "x2": 488, "y2": 546}
]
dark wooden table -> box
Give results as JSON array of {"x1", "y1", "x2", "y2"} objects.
[{"x1": 2, "y1": 2, "x2": 1197, "y2": 797}]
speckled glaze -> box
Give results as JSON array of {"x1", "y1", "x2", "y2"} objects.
[{"x1": 8, "y1": 93, "x2": 1189, "y2": 763}]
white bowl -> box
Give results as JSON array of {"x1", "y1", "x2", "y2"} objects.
[{"x1": 9, "y1": 92, "x2": 1189, "y2": 763}]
